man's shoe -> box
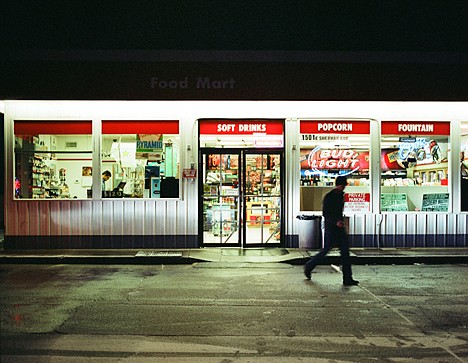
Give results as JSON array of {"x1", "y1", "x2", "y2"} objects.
[
  {"x1": 304, "y1": 266, "x2": 312, "y2": 280},
  {"x1": 343, "y1": 279, "x2": 359, "y2": 286}
]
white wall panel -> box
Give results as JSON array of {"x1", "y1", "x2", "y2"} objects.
[
  {"x1": 60, "y1": 201, "x2": 71, "y2": 236},
  {"x1": 80, "y1": 202, "x2": 93, "y2": 236},
  {"x1": 28, "y1": 202, "x2": 40, "y2": 235},
  {"x1": 6, "y1": 199, "x2": 191, "y2": 237},
  {"x1": 123, "y1": 201, "x2": 131, "y2": 234},
  {"x1": 416, "y1": 214, "x2": 428, "y2": 237},
  {"x1": 101, "y1": 200, "x2": 114, "y2": 236},
  {"x1": 367, "y1": 214, "x2": 378, "y2": 236},
  {"x1": 396, "y1": 214, "x2": 408, "y2": 236},
  {"x1": 92, "y1": 201, "x2": 103, "y2": 236},
  {"x1": 457, "y1": 214, "x2": 468, "y2": 234},
  {"x1": 349, "y1": 214, "x2": 368, "y2": 235},
  {"x1": 49, "y1": 202, "x2": 61, "y2": 235},
  {"x1": 38, "y1": 202, "x2": 50, "y2": 235},
  {"x1": 133, "y1": 200, "x2": 145, "y2": 235},
  {"x1": 144, "y1": 200, "x2": 156, "y2": 235},
  {"x1": 457, "y1": 214, "x2": 468, "y2": 245},
  {"x1": 405, "y1": 214, "x2": 416, "y2": 235}
]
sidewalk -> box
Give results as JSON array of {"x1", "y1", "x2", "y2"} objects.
[
  {"x1": 1, "y1": 246, "x2": 467, "y2": 265},
  {"x1": 1, "y1": 227, "x2": 467, "y2": 264}
]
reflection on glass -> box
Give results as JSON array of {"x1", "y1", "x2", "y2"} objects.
[
  {"x1": 245, "y1": 154, "x2": 281, "y2": 245},
  {"x1": 381, "y1": 136, "x2": 449, "y2": 212},
  {"x1": 14, "y1": 134, "x2": 92, "y2": 199},
  {"x1": 101, "y1": 134, "x2": 179, "y2": 198},
  {"x1": 299, "y1": 141, "x2": 371, "y2": 212},
  {"x1": 202, "y1": 152, "x2": 282, "y2": 246},
  {"x1": 203, "y1": 153, "x2": 239, "y2": 244}
]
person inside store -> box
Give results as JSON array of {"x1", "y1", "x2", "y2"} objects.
[
  {"x1": 303, "y1": 175, "x2": 359, "y2": 286},
  {"x1": 102, "y1": 170, "x2": 112, "y2": 191}
]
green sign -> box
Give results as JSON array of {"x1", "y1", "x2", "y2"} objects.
[
  {"x1": 381, "y1": 193, "x2": 408, "y2": 211},
  {"x1": 136, "y1": 140, "x2": 163, "y2": 152},
  {"x1": 421, "y1": 193, "x2": 449, "y2": 212}
]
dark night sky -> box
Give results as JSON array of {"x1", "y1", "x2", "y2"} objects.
[{"x1": 1, "y1": 1, "x2": 467, "y2": 52}]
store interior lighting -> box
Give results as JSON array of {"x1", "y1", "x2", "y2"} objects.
[
  {"x1": 201, "y1": 135, "x2": 283, "y2": 148},
  {"x1": 461, "y1": 123, "x2": 468, "y2": 135}
]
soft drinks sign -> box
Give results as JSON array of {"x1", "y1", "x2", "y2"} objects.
[{"x1": 199, "y1": 119, "x2": 284, "y2": 135}]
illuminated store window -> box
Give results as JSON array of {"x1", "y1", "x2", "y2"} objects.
[
  {"x1": 299, "y1": 120, "x2": 371, "y2": 212},
  {"x1": 14, "y1": 120, "x2": 93, "y2": 199},
  {"x1": 381, "y1": 121, "x2": 450, "y2": 212},
  {"x1": 461, "y1": 121, "x2": 468, "y2": 211},
  {"x1": 101, "y1": 120, "x2": 180, "y2": 198}
]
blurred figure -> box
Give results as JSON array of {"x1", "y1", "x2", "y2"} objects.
[{"x1": 304, "y1": 176, "x2": 359, "y2": 286}]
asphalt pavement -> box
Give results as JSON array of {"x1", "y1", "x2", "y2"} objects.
[{"x1": 0, "y1": 261, "x2": 467, "y2": 362}]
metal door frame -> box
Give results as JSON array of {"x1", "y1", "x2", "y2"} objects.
[
  {"x1": 199, "y1": 148, "x2": 242, "y2": 247},
  {"x1": 198, "y1": 148, "x2": 284, "y2": 248},
  {"x1": 241, "y1": 149, "x2": 285, "y2": 248}
]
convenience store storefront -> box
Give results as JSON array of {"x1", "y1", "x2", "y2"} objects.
[{"x1": 2, "y1": 101, "x2": 468, "y2": 250}]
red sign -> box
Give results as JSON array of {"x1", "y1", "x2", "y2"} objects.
[
  {"x1": 381, "y1": 149, "x2": 405, "y2": 171},
  {"x1": 345, "y1": 193, "x2": 370, "y2": 203},
  {"x1": 381, "y1": 121, "x2": 450, "y2": 135},
  {"x1": 14, "y1": 120, "x2": 92, "y2": 135},
  {"x1": 182, "y1": 168, "x2": 197, "y2": 178},
  {"x1": 102, "y1": 120, "x2": 179, "y2": 134},
  {"x1": 300, "y1": 120, "x2": 370, "y2": 134},
  {"x1": 199, "y1": 119, "x2": 284, "y2": 135},
  {"x1": 344, "y1": 193, "x2": 370, "y2": 213}
]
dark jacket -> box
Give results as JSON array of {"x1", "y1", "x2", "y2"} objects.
[{"x1": 322, "y1": 188, "x2": 345, "y2": 226}]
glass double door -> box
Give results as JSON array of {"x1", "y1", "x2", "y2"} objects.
[{"x1": 199, "y1": 148, "x2": 284, "y2": 247}]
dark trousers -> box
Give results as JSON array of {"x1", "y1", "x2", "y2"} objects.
[{"x1": 304, "y1": 223, "x2": 353, "y2": 283}]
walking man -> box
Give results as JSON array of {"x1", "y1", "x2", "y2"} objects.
[{"x1": 304, "y1": 175, "x2": 359, "y2": 286}]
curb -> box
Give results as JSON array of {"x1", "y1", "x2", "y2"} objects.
[{"x1": 0, "y1": 254, "x2": 466, "y2": 265}]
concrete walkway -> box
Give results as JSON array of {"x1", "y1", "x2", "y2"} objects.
[{"x1": 1, "y1": 246, "x2": 467, "y2": 265}]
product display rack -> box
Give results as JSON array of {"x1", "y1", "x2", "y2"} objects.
[
  {"x1": 382, "y1": 162, "x2": 448, "y2": 187},
  {"x1": 15, "y1": 138, "x2": 57, "y2": 199}
]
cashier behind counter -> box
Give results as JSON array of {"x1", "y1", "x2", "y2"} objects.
[{"x1": 98, "y1": 178, "x2": 179, "y2": 198}]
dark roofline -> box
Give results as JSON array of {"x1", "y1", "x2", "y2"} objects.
[{"x1": 3, "y1": 49, "x2": 468, "y2": 65}]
